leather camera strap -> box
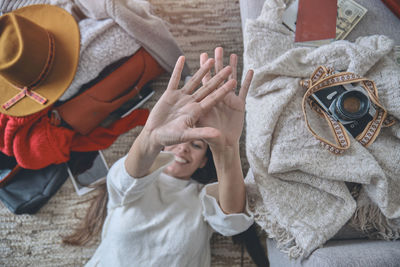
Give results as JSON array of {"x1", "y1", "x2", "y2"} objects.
[{"x1": 301, "y1": 66, "x2": 395, "y2": 154}]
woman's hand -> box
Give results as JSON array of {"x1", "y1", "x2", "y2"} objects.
[
  {"x1": 197, "y1": 47, "x2": 254, "y2": 149},
  {"x1": 196, "y1": 48, "x2": 254, "y2": 214},
  {"x1": 143, "y1": 56, "x2": 237, "y2": 150},
  {"x1": 126, "y1": 55, "x2": 237, "y2": 178}
]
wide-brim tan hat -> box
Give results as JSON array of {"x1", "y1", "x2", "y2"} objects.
[{"x1": 0, "y1": 4, "x2": 80, "y2": 117}]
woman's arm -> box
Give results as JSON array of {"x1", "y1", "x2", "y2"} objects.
[
  {"x1": 199, "y1": 48, "x2": 254, "y2": 214},
  {"x1": 210, "y1": 143, "x2": 245, "y2": 214},
  {"x1": 124, "y1": 56, "x2": 237, "y2": 178}
]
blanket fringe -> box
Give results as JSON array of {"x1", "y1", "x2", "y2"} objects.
[
  {"x1": 248, "y1": 181, "x2": 400, "y2": 260},
  {"x1": 247, "y1": 183, "x2": 305, "y2": 259},
  {"x1": 350, "y1": 203, "x2": 400, "y2": 240},
  {"x1": 257, "y1": 212, "x2": 305, "y2": 259}
]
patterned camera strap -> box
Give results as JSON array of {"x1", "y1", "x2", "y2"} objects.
[{"x1": 301, "y1": 66, "x2": 396, "y2": 154}]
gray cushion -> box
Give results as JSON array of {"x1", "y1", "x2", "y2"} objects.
[
  {"x1": 267, "y1": 238, "x2": 400, "y2": 267},
  {"x1": 330, "y1": 223, "x2": 369, "y2": 240},
  {"x1": 346, "y1": 0, "x2": 400, "y2": 44}
]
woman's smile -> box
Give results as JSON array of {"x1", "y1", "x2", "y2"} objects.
[
  {"x1": 174, "y1": 155, "x2": 188, "y2": 164},
  {"x1": 163, "y1": 141, "x2": 208, "y2": 180}
]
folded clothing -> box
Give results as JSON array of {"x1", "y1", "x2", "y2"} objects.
[
  {"x1": 0, "y1": 106, "x2": 149, "y2": 169},
  {"x1": 0, "y1": 150, "x2": 105, "y2": 214},
  {"x1": 56, "y1": 48, "x2": 164, "y2": 135},
  {"x1": 0, "y1": 159, "x2": 69, "y2": 214},
  {"x1": 0, "y1": 0, "x2": 190, "y2": 101}
]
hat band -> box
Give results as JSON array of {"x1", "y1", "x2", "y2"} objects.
[
  {"x1": 2, "y1": 31, "x2": 55, "y2": 111},
  {"x1": 2, "y1": 86, "x2": 48, "y2": 110}
]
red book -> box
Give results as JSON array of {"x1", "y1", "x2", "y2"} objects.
[
  {"x1": 381, "y1": 0, "x2": 400, "y2": 19},
  {"x1": 295, "y1": 0, "x2": 338, "y2": 43}
]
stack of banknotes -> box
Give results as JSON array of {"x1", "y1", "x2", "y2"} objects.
[{"x1": 336, "y1": 0, "x2": 367, "y2": 40}]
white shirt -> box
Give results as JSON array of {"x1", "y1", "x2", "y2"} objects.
[{"x1": 86, "y1": 153, "x2": 254, "y2": 267}]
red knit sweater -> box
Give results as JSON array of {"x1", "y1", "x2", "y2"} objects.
[{"x1": 0, "y1": 107, "x2": 148, "y2": 169}]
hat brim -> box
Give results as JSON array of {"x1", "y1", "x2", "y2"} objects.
[{"x1": 0, "y1": 4, "x2": 80, "y2": 117}]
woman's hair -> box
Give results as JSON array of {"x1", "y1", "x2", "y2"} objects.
[
  {"x1": 62, "y1": 180, "x2": 107, "y2": 246},
  {"x1": 190, "y1": 146, "x2": 217, "y2": 184},
  {"x1": 63, "y1": 145, "x2": 217, "y2": 246}
]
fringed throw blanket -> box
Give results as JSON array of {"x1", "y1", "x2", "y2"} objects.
[{"x1": 243, "y1": 0, "x2": 400, "y2": 259}]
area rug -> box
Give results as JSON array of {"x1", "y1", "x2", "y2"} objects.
[{"x1": 0, "y1": 0, "x2": 258, "y2": 266}]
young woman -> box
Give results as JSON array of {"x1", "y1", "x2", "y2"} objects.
[{"x1": 65, "y1": 48, "x2": 255, "y2": 266}]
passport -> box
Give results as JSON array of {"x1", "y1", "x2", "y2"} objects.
[{"x1": 295, "y1": 0, "x2": 338, "y2": 45}]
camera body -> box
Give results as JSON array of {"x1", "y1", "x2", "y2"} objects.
[{"x1": 310, "y1": 83, "x2": 375, "y2": 138}]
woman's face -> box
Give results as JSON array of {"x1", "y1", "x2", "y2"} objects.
[{"x1": 163, "y1": 140, "x2": 208, "y2": 180}]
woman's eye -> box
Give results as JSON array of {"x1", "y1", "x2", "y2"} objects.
[{"x1": 191, "y1": 142, "x2": 202, "y2": 149}]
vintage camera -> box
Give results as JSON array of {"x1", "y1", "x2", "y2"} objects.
[{"x1": 310, "y1": 83, "x2": 375, "y2": 138}]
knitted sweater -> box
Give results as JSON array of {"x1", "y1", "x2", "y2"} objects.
[{"x1": 0, "y1": 106, "x2": 148, "y2": 169}]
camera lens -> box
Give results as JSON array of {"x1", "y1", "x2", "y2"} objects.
[
  {"x1": 343, "y1": 97, "x2": 360, "y2": 113},
  {"x1": 334, "y1": 90, "x2": 370, "y2": 121}
]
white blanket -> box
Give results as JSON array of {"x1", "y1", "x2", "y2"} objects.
[{"x1": 243, "y1": 0, "x2": 400, "y2": 259}]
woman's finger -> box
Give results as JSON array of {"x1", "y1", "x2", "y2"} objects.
[
  {"x1": 181, "y1": 127, "x2": 221, "y2": 143},
  {"x1": 229, "y1": 54, "x2": 238, "y2": 83},
  {"x1": 181, "y1": 58, "x2": 215, "y2": 94},
  {"x1": 200, "y1": 53, "x2": 212, "y2": 85},
  {"x1": 214, "y1": 47, "x2": 223, "y2": 74},
  {"x1": 238, "y1": 69, "x2": 254, "y2": 100},
  {"x1": 166, "y1": 56, "x2": 185, "y2": 91},
  {"x1": 192, "y1": 66, "x2": 232, "y2": 102},
  {"x1": 199, "y1": 79, "x2": 237, "y2": 113}
]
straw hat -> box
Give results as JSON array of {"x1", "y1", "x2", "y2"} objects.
[{"x1": 0, "y1": 4, "x2": 80, "y2": 116}]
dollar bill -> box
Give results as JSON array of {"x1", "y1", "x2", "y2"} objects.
[
  {"x1": 336, "y1": 0, "x2": 367, "y2": 40},
  {"x1": 395, "y1": 46, "x2": 400, "y2": 66}
]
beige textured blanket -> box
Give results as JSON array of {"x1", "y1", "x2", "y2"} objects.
[{"x1": 243, "y1": 0, "x2": 400, "y2": 259}]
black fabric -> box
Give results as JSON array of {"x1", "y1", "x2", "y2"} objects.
[
  {"x1": 0, "y1": 162, "x2": 68, "y2": 214},
  {"x1": 233, "y1": 223, "x2": 269, "y2": 267},
  {"x1": 0, "y1": 151, "x2": 17, "y2": 169},
  {"x1": 68, "y1": 151, "x2": 99, "y2": 176}
]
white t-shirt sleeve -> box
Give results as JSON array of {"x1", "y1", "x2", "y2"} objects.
[
  {"x1": 107, "y1": 152, "x2": 173, "y2": 207},
  {"x1": 200, "y1": 182, "x2": 254, "y2": 236}
]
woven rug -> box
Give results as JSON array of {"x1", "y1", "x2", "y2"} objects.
[{"x1": 0, "y1": 0, "x2": 260, "y2": 266}]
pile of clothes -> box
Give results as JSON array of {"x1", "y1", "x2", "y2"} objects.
[{"x1": 0, "y1": 0, "x2": 189, "y2": 214}]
